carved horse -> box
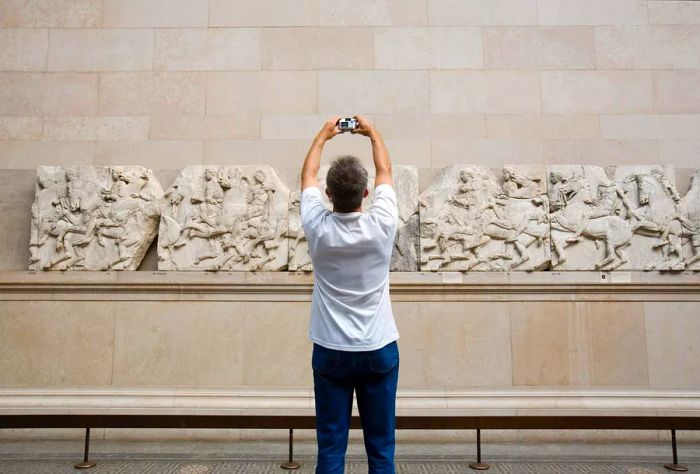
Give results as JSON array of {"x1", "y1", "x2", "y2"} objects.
[{"x1": 549, "y1": 179, "x2": 632, "y2": 270}]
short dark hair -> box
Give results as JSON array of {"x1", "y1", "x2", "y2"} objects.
[{"x1": 326, "y1": 155, "x2": 368, "y2": 213}]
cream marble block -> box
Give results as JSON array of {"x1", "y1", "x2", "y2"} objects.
[
  {"x1": 0, "y1": 171, "x2": 35, "y2": 270},
  {"x1": 260, "y1": 115, "x2": 371, "y2": 140},
  {"x1": 319, "y1": 0, "x2": 426, "y2": 26},
  {"x1": 155, "y1": 29, "x2": 261, "y2": 72},
  {"x1": 0, "y1": 142, "x2": 94, "y2": 170},
  {"x1": 287, "y1": 165, "x2": 419, "y2": 272},
  {"x1": 510, "y1": 302, "x2": 574, "y2": 386},
  {"x1": 394, "y1": 301, "x2": 512, "y2": 389},
  {"x1": 207, "y1": 72, "x2": 317, "y2": 115},
  {"x1": 103, "y1": 0, "x2": 209, "y2": 27},
  {"x1": 158, "y1": 165, "x2": 289, "y2": 271},
  {"x1": 428, "y1": 0, "x2": 537, "y2": 26},
  {"x1": 596, "y1": 26, "x2": 700, "y2": 69},
  {"x1": 653, "y1": 70, "x2": 700, "y2": 114},
  {"x1": 210, "y1": 0, "x2": 318, "y2": 27},
  {"x1": 112, "y1": 301, "x2": 244, "y2": 386},
  {"x1": 242, "y1": 302, "x2": 312, "y2": 387},
  {"x1": 0, "y1": 0, "x2": 102, "y2": 28},
  {"x1": 0, "y1": 117, "x2": 43, "y2": 141},
  {"x1": 374, "y1": 115, "x2": 485, "y2": 140},
  {"x1": 542, "y1": 139, "x2": 659, "y2": 165},
  {"x1": 263, "y1": 28, "x2": 373, "y2": 70},
  {"x1": 486, "y1": 115, "x2": 599, "y2": 140},
  {"x1": 483, "y1": 27, "x2": 595, "y2": 70},
  {"x1": 419, "y1": 165, "x2": 550, "y2": 271},
  {"x1": 0, "y1": 73, "x2": 98, "y2": 116},
  {"x1": 204, "y1": 140, "x2": 311, "y2": 168},
  {"x1": 430, "y1": 71, "x2": 541, "y2": 114},
  {"x1": 43, "y1": 116, "x2": 149, "y2": 141},
  {"x1": 431, "y1": 140, "x2": 543, "y2": 168},
  {"x1": 0, "y1": 28, "x2": 47, "y2": 72},
  {"x1": 48, "y1": 29, "x2": 154, "y2": 72},
  {"x1": 601, "y1": 115, "x2": 700, "y2": 140},
  {"x1": 99, "y1": 72, "x2": 206, "y2": 116},
  {"x1": 374, "y1": 27, "x2": 483, "y2": 69},
  {"x1": 541, "y1": 70, "x2": 653, "y2": 114},
  {"x1": 94, "y1": 141, "x2": 204, "y2": 169},
  {"x1": 29, "y1": 166, "x2": 164, "y2": 271},
  {"x1": 319, "y1": 71, "x2": 429, "y2": 115},
  {"x1": 649, "y1": 1, "x2": 700, "y2": 25},
  {"x1": 659, "y1": 141, "x2": 700, "y2": 168},
  {"x1": 321, "y1": 137, "x2": 431, "y2": 167},
  {"x1": 0, "y1": 301, "x2": 115, "y2": 386},
  {"x1": 645, "y1": 302, "x2": 700, "y2": 388},
  {"x1": 151, "y1": 116, "x2": 260, "y2": 141},
  {"x1": 537, "y1": 0, "x2": 647, "y2": 26}
]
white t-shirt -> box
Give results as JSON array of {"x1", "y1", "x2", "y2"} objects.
[{"x1": 300, "y1": 184, "x2": 400, "y2": 352}]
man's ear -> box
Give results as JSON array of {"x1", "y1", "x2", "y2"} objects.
[{"x1": 363, "y1": 188, "x2": 369, "y2": 198}]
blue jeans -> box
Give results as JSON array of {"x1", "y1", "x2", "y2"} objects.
[{"x1": 312, "y1": 341, "x2": 399, "y2": 474}]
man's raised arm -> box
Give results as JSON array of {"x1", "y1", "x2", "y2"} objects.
[
  {"x1": 301, "y1": 116, "x2": 342, "y2": 191},
  {"x1": 352, "y1": 115, "x2": 392, "y2": 188}
]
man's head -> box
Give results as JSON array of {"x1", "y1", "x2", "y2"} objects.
[{"x1": 325, "y1": 155, "x2": 369, "y2": 213}]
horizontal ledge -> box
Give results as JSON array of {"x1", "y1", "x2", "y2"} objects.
[
  {"x1": 0, "y1": 271, "x2": 698, "y2": 301},
  {"x1": 1, "y1": 387, "x2": 700, "y2": 418}
]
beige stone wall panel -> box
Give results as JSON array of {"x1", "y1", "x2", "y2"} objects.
[
  {"x1": 319, "y1": 0, "x2": 427, "y2": 26},
  {"x1": 596, "y1": 26, "x2": 700, "y2": 69},
  {"x1": 541, "y1": 70, "x2": 653, "y2": 114},
  {"x1": 207, "y1": 71, "x2": 317, "y2": 115},
  {"x1": 99, "y1": 72, "x2": 206, "y2": 116},
  {"x1": 537, "y1": 0, "x2": 647, "y2": 26},
  {"x1": 103, "y1": 0, "x2": 209, "y2": 28},
  {"x1": 653, "y1": 70, "x2": 700, "y2": 114},
  {"x1": 43, "y1": 116, "x2": 150, "y2": 141},
  {"x1": 374, "y1": 27, "x2": 483, "y2": 69},
  {"x1": 0, "y1": 117, "x2": 43, "y2": 141},
  {"x1": 483, "y1": 27, "x2": 595, "y2": 70},
  {"x1": 0, "y1": 73, "x2": 98, "y2": 116},
  {"x1": 319, "y1": 71, "x2": 429, "y2": 115},
  {"x1": 649, "y1": 1, "x2": 700, "y2": 25},
  {"x1": 155, "y1": 28, "x2": 261, "y2": 72},
  {"x1": 429, "y1": 0, "x2": 537, "y2": 26},
  {"x1": 210, "y1": 0, "x2": 319, "y2": 27},
  {"x1": 0, "y1": 0, "x2": 102, "y2": 28},
  {"x1": 486, "y1": 115, "x2": 599, "y2": 140},
  {"x1": 0, "y1": 28, "x2": 48, "y2": 72},
  {"x1": 431, "y1": 71, "x2": 541, "y2": 114},
  {"x1": 150, "y1": 116, "x2": 260, "y2": 141},
  {"x1": 263, "y1": 28, "x2": 372, "y2": 70},
  {"x1": 48, "y1": 29, "x2": 155, "y2": 72}
]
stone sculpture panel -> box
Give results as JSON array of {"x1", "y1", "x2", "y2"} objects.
[
  {"x1": 29, "y1": 166, "x2": 163, "y2": 271},
  {"x1": 158, "y1": 165, "x2": 289, "y2": 271},
  {"x1": 682, "y1": 169, "x2": 700, "y2": 270},
  {"x1": 419, "y1": 165, "x2": 550, "y2": 271},
  {"x1": 287, "y1": 165, "x2": 420, "y2": 272}
]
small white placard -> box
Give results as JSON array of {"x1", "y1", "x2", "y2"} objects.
[{"x1": 441, "y1": 272, "x2": 463, "y2": 284}]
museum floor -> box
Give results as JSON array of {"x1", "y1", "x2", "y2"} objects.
[{"x1": 1, "y1": 439, "x2": 698, "y2": 473}]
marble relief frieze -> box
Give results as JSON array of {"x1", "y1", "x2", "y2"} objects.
[
  {"x1": 29, "y1": 166, "x2": 163, "y2": 271},
  {"x1": 28, "y1": 164, "x2": 700, "y2": 272}
]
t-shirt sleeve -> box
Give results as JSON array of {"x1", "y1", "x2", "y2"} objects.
[
  {"x1": 300, "y1": 186, "x2": 328, "y2": 239},
  {"x1": 368, "y1": 184, "x2": 398, "y2": 234}
]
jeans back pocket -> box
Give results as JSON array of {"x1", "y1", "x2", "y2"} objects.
[
  {"x1": 312, "y1": 344, "x2": 340, "y2": 375},
  {"x1": 368, "y1": 341, "x2": 399, "y2": 374}
]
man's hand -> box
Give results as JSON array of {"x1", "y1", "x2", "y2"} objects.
[
  {"x1": 316, "y1": 116, "x2": 342, "y2": 143},
  {"x1": 350, "y1": 115, "x2": 376, "y2": 138}
]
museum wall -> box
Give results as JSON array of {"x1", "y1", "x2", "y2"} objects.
[{"x1": 1, "y1": 0, "x2": 700, "y2": 442}]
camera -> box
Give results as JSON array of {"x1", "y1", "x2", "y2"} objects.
[{"x1": 337, "y1": 117, "x2": 358, "y2": 132}]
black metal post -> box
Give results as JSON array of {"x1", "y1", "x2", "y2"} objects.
[
  {"x1": 664, "y1": 429, "x2": 688, "y2": 472},
  {"x1": 280, "y1": 428, "x2": 301, "y2": 470},
  {"x1": 469, "y1": 428, "x2": 490, "y2": 470},
  {"x1": 74, "y1": 427, "x2": 97, "y2": 469}
]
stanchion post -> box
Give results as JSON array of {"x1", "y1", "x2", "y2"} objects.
[
  {"x1": 469, "y1": 427, "x2": 490, "y2": 470},
  {"x1": 280, "y1": 428, "x2": 302, "y2": 470},
  {"x1": 663, "y1": 429, "x2": 688, "y2": 472},
  {"x1": 74, "y1": 427, "x2": 97, "y2": 469}
]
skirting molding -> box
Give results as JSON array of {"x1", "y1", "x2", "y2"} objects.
[
  {"x1": 0, "y1": 271, "x2": 699, "y2": 302},
  {"x1": 1, "y1": 387, "x2": 699, "y2": 417}
]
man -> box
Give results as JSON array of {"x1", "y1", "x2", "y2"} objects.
[{"x1": 300, "y1": 116, "x2": 400, "y2": 474}]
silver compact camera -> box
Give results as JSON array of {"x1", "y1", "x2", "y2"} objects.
[{"x1": 337, "y1": 117, "x2": 358, "y2": 132}]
